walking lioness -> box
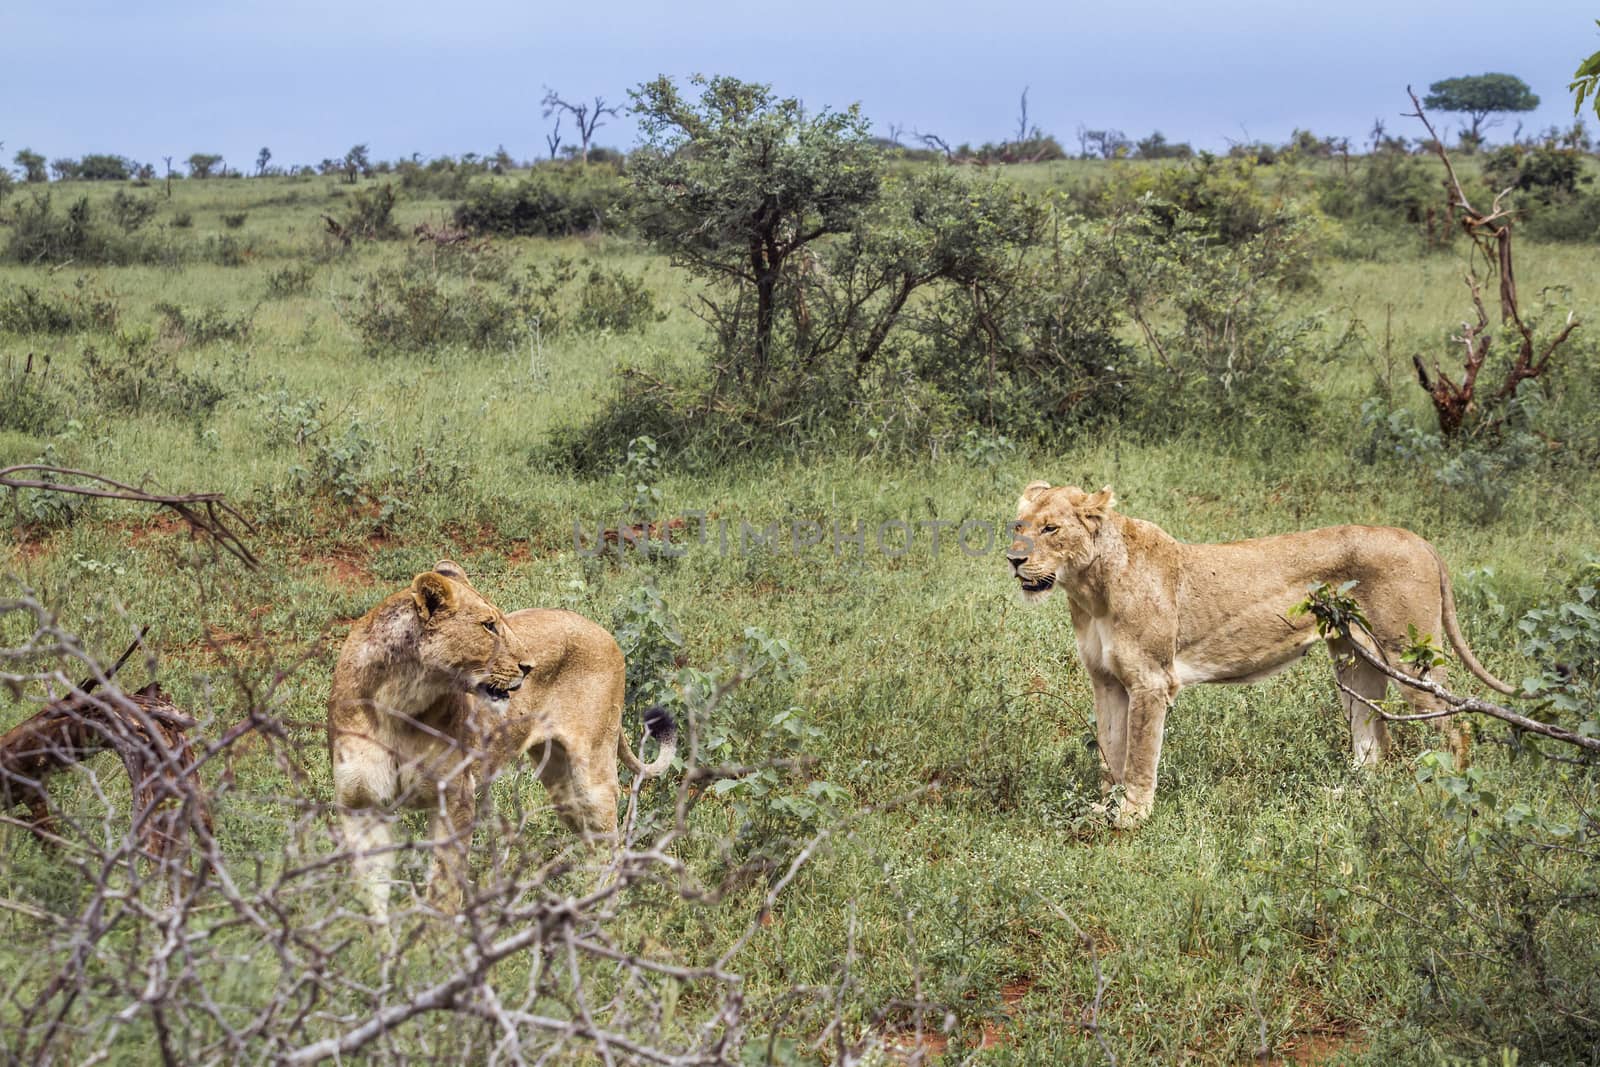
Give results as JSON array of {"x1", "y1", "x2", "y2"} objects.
[
  {"x1": 1008, "y1": 483, "x2": 1513, "y2": 828},
  {"x1": 329, "y1": 560, "x2": 675, "y2": 920}
]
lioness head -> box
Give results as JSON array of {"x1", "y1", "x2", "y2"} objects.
[
  {"x1": 410, "y1": 559, "x2": 529, "y2": 713},
  {"x1": 1009, "y1": 482, "x2": 1116, "y2": 602}
]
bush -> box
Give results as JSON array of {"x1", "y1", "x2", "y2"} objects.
[
  {"x1": 264, "y1": 261, "x2": 317, "y2": 298},
  {"x1": 81, "y1": 329, "x2": 228, "y2": 416},
  {"x1": 1356, "y1": 396, "x2": 1547, "y2": 523},
  {"x1": 453, "y1": 165, "x2": 628, "y2": 237},
  {"x1": 171, "y1": 211, "x2": 194, "y2": 229},
  {"x1": 348, "y1": 260, "x2": 535, "y2": 353},
  {"x1": 108, "y1": 189, "x2": 158, "y2": 234},
  {"x1": 221, "y1": 211, "x2": 248, "y2": 229},
  {"x1": 3, "y1": 193, "x2": 178, "y2": 266},
  {"x1": 154, "y1": 302, "x2": 253, "y2": 347},
  {"x1": 0, "y1": 278, "x2": 120, "y2": 334},
  {"x1": 572, "y1": 264, "x2": 666, "y2": 333},
  {"x1": 0, "y1": 354, "x2": 70, "y2": 434}
]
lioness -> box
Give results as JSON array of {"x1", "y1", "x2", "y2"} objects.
[
  {"x1": 1008, "y1": 483, "x2": 1513, "y2": 827},
  {"x1": 328, "y1": 560, "x2": 675, "y2": 920}
]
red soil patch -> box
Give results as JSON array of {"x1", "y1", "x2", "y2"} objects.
[
  {"x1": 1280, "y1": 1031, "x2": 1368, "y2": 1065},
  {"x1": 8, "y1": 534, "x2": 54, "y2": 565},
  {"x1": 884, "y1": 976, "x2": 1034, "y2": 1062},
  {"x1": 124, "y1": 513, "x2": 190, "y2": 545}
]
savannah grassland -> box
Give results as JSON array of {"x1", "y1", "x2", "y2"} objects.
[{"x1": 2, "y1": 151, "x2": 1599, "y2": 1066}]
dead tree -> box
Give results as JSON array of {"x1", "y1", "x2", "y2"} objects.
[
  {"x1": 540, "y1": 89, "x2": 619, "y2": 164},
  {"x1": 544, "y1": 111, "x2": 563, "y2": 160},
  {"x1": 1405, "y1": 87, "x2": 1580, "y2": 437},
  {"x1": 914, "y1": 129, "x2": 955, "y2": 162},
  {"x1": 1014, "y1": 86, "x2": 1033, "y2": 144}
]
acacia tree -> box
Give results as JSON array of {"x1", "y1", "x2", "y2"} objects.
[
  {"x1": 1423, "y1": 73, "x2": 1540, "y2": 142},
  {"x1": 14, "y1": 148, "x2": 46, "y2": 183},
  {"x1": 186, "y1": 152, "x2": 223, "y2": 179},
  {"x1": 628, "y1": 75, "x2": 881, "y2": 381}
]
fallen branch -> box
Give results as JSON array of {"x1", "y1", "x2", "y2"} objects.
[{"x1": 1, "y1": 464, "x2": 258, "y2": 568}]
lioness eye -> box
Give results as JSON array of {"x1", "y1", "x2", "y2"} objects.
[
  {"x1": 483, "y1": 620, "x2": 498, "y2": 635},
  {"x1": 1040, "y1": 524, "x2": 1058, "y2": 534}
]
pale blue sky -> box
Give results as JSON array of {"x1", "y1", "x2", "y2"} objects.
[{"x1": 1, "y1": 1, "x2": 1593, "y2": 169}]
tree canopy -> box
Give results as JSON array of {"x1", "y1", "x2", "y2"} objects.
[
  {"x1": 627, "y1": 74, "x2": 881, "y2": 378},
  {"x1": 1423, "y1": 73, "x2": 1540, "y2": 140},
  {"x1": 1573, "y1": 24, "x2": 1600, "y2": 121}
]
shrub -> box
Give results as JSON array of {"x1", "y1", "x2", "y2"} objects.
[
  {"x1": 572, "y1": 264, "x2": 666, "y2": 333},
  {"x1": 0, "y1": 354, "x2": 69, "y2": 435},
  {"x1": 2, "y1": 193, "x2": 173, "y2": 266},
  {"x1": 108, "y1": 189, "x2": 158, "y2": 234},
  {"x1": 221, "y1": 211, "x2": 248, "y2": 229},
  {"x1": 154, "y1": 302, "x2": 253, "y2": 347},
  {"x1": 81, "y1": 329, "x2": 228, "y2": 416},
  {"x1": 0, "y1": 278, "x2": 120, "y2": 334},
  {"x1": 452, "y1": 165, "x2": 628, "y2": 237},
  {"x1": 201, "y1": 235, "x2": 252, "y2": 266},
  {"x1": 325, "y1": 183, "x2": 399, "y2": 243},
  {"x1": 171, "y1": 211, "x2": 194, "y2": 229},
  {"x1": 264, "y1": 261, "x2": 317, "y2": 298},
  {"x1": 348, "y1": 261, "x2": 533, "y2": 353}
]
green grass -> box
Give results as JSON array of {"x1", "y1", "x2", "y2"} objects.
[{"x1": 2, "y1": 168, "x2": 1598, "y2": 1064}]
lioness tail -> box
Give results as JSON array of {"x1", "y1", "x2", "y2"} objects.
[
  {"x1": 1432, "y1": 546, "x2": 1517, "y2": 695},
  {"x1": 619, "y1": 704, "x2": 677, "y2": 777}
]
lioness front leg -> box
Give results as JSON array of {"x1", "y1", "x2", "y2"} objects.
[
  {"x1": 332, "y1": 734, "x2": 399, "y2": 921},
  {"x1": 1115, "y1": 678, "x2": 1173, "y2": 828},
  {"x1": 1088, "y1": 672, "x2": 1130, "y2": 796}
]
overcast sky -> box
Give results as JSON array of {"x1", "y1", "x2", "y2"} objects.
[{"x1": 2, "y1": 1, "x2": 1593, "y2": 169}]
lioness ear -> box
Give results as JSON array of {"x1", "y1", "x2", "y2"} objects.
[
  {"x1": 1078, "y1": 485, "x2": 1116, "y2": 531},
  {"x1": 433, "y1": 558, "x2": 468, "y2": 583},
  {"x1": 1081, "y1": 485, "x2": 1116, "y2": 515},
  {"x1": 1017, "y1": 480, "x2": 1051, "y2": 510},
  {"x1": 411, "y1": 571, "x2": 456, "y2": 619}
]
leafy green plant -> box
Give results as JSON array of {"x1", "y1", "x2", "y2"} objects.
[{"x1": 0, "y1": 354, "x2": 69, "y2": 435}]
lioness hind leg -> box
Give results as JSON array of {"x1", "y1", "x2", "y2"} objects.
[
  {"x1": 1404, "y1": 665, "x2": 1470, "y2": 768},
  {"x1": 1329, "y1": 639, "x2": 1390, "y2": 768}
]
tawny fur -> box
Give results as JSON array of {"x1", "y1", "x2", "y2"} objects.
[
  {"x1": 327, "y1": 560, "x2": 674, "y2": 920},
  {"x1": 1008, "y1": 483, "x2": 1512, "y2": 828}
]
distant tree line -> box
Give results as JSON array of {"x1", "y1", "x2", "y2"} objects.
[{"x1": 3, "y1": 70, "x2": 1578, "y2": 189}]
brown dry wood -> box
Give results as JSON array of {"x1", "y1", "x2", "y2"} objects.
[{"x1": 0, "y1": 681, "x2": 214, "y2": 861}]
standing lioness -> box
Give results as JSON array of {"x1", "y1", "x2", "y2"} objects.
[
  {"x1": 329, "y1": 560, "x2": 675, "y2": 920},
  {"x1": 1008, "y1": 483, "x2": 1513, "y2": 828}
]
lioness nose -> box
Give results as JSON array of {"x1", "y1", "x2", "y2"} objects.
[
  {"x1": 1007, "y1": 552, "x2": 1027, "y2": 567},
  {"x1": 518, "y1": 663, "x2": 532, "y2": 677}
]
